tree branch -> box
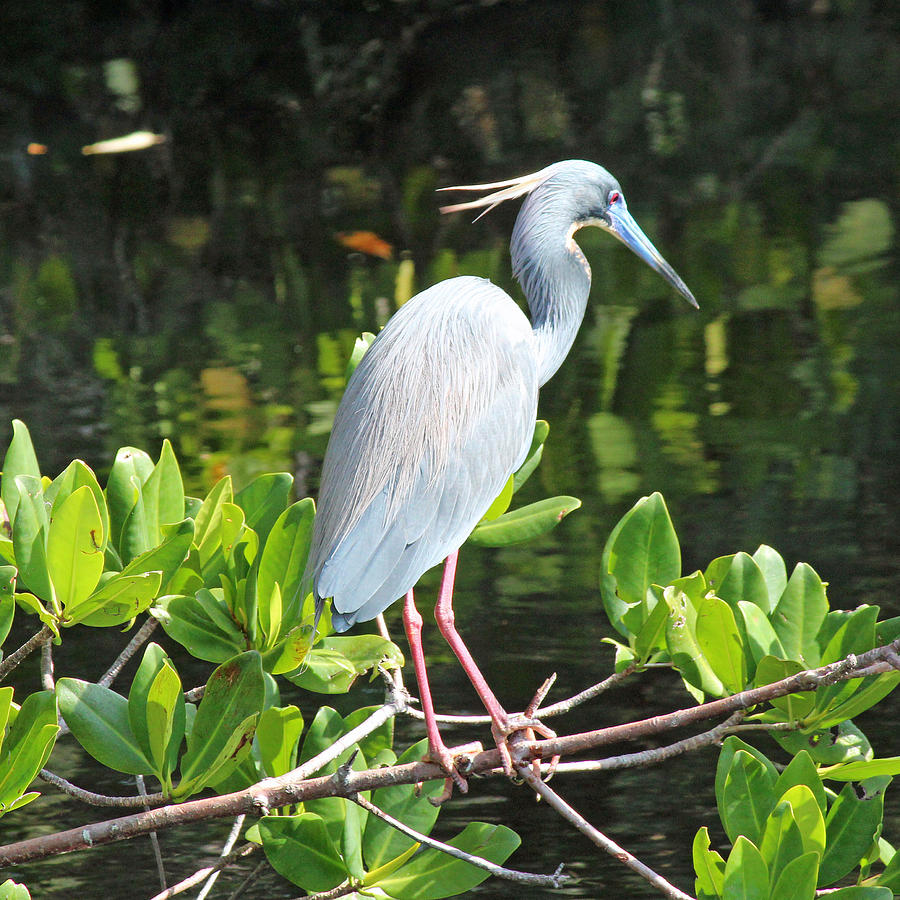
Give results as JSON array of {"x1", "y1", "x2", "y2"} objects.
[
  {"x1": 0, "y1": 625, "x2": 53, "y2": 683},
  {"x1": 2, "y1": 641, "x2": 896, "y2": 868},
  {"x1": 38, "y1": 768, "x2": 167, "y2": 808},
  {"x1": 515, "y1": 763, "x2": 695, "y2": 900},
  {"x1": 351, "y1": 791, "x2": 569, "y2": 888},
  {"x1": 146, "y1": 842, "x2": 258, "y2": 900},
  {"x1": 99, "y1": 616, "x2": 158, "y2": 688}
]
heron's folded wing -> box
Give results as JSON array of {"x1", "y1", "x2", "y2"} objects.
[{"x1": 319, "y1": 362, "x2": 537, "y2": 628}]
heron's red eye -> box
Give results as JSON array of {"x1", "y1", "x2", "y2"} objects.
[{"x1": 609, "y1": 191, "x2": 621, "y2": 205}]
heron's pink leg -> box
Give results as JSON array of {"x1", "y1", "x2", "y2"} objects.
[
  {"x1": 402, "y1": 589, "x2": 468, "y2": 796},
  {"x1": 433, "y1": 551, "x2": 509, "y2": 724},
  {"x1": 434, "y1": 550, "x2": 539, "y2": 775}
]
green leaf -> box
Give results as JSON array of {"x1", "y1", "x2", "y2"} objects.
[
  {"x1": 129, "y1": 643, "x2": 184, "y2": 790},
  {"x1": 778, "y1": 784, "x2": 826, "y2": 859},
  {"x1": 256, "y1": 705, "x2": 304, "y2": 777},
  {"x1": 129, "y1": 642, "x2": 168, "y2": 761},
  {"x1": 257, "y1": 498, "x2": 315, "y2": 639},
  {"x1": 118, "y1": 518, "x2": 194, "y2": 590},
  {"x1": 759, "y1": 799, "x2": 806, "y2": 876},
  {"x1": 46, "y1": 486, "x2": 104, "y2": 611},
  {"x1": 716, "y1": 737, "x2": 779, "y2": 815},
  {"x1": 344, "y1": 332, "x2": 376, "y2": 378},
  {"x1": 118, "y1": 482, "x2": 151, "y2": 564},
  {"x1": 258, "y1": 813, "x2": 346, "y2": 891},
  {"x1": 152, "y1": 591, "x2": 246, "y2": 662},
  {"x1": 377, "y1": 822, "x2": 521, "y2": 900},
  {"x1": 706, "y1": 552, "x2": 770, "y2": 613},
  {"x1": 287, "y1": 635, "x2": 403, "y2": 694},
  {"x1": 769, "y1": 851, "x2": 819, "y2": 900},
  {"x1": 298, "y1": 706, "x2": 345, "y2": 772},
  {"x1": 821, "y1": 758, "x2": 900, "y2": 780},
  {"x1": 875, "y1": 842, "x2": 900, "y2": 890},
  {"x1": 141, "y1": 440, "x2": 185, "y2": 545},
  {"x1": 513, "y1": 419, "x2": 549, "y2": 492},
  {"x1": 819, "y1": 780, "x2": 887, "y2": 886},
  {"x1": 176, "y1": 651, "x2": 264, "y2": 797},
  {"x1": 774, "y1": 751, "x2": 827, "y2": 815},
  {"x1": 364, "y1": 739, "x2": 444, "y2": 869},
  {"x1": 696, "y1": 594, "x2": 747, "y2": 693},
  {"x1": 737, "y1": 601, "x2": 786, "y2": 669},
  {"x1": 286, "y1": 648, "x2": 358, "y2": 694},
  {"x1": 0, "y1": 569, "x2": 16, "y2": 646},
  {"x1": 633, "y1": 586, "x2": 669, "y2": 662},
  {"x1": 234, "y1": 472, "x2": 293, "y2": 546},
  {"x1": 601, "y1": 492, "x2": 681, "y2": 638},
  {"x1": 723, "y1": 837, "x2": 769, "y2": 900},
  {"x1": 259, "y1": 621, "x2": 318, "y2": 675},
  {"x1": 1, "y1": 420, "x2": 41, "y2": 527},
  {"x1": 771, "y1": 563, "x2": 828, "y2": 665},
  {"x1": 106, "y1": 446, "x2": 154, "y2": 551},
  {"x1": 69, "y1": 571, "x2": 161, "y2": 627},
  {"x1": 754, "y1": 655, "x2": 816, "y2": 720},
  {"x1": 0, "y1": 690, "x2": 58, "y2": 813},
  {"x1": 0, "y1": 877, "x2": 31, "y2": 899},
  {"x1": 341, "y1": 793, "x2": 366, "y2": 882},
  {"x1": 752, "y1": 545, "x2": 787, "y2": 612},
  {"x1": 193, "y1": 475, "x2": 234, "y2": 570},
  {"x1": 665, "y1": 577, "x2": 726, "y2": 699},
  {"x1": 56, "y1": 678, "x2": 151, "y2": 775},
  {"x1": 693, "y1": 826, "x2": 726, "y2": 899},
  {"x1": 720, "y1": 751, "x2": 778, "y2": 846},
  {"x1": 481, "y1": 474, "x2": 514, "y2": 521},
  {"x1": 11, "y1": 475, "x2": 54, "y2": 605},
  {"x1": 467, "y1": 495, "x2": 580, "y2": 547},
  {"x1": 810, "y1": 672, "x2": 900, "y2": 729},
  {"x1": 145, "y1": 660, "x2": 184, "y2": 788},
  {"x1": 342, "y1": 705, "x2": 394, "y2": 764},
  {"x1": 819, "y1": 889, "x2": 893, "y2": 899},
  {"x1": 772, "y1": 720, "x2": 872, "y2": 765},
  {"x1": 45, "y1": 459, "x2": 109, "y2": 553}
]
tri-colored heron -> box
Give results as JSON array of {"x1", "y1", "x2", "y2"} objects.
[{"x1": 306, "y1": 160, "x2": 696, "y2": 794}]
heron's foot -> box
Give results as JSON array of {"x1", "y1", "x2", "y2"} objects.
[
  {"x1": 420, "y1": 740, "x2": 482, "y2": 806},
  {"x1": 491, "y1": 712, "x2": 557, "y2": 778}
]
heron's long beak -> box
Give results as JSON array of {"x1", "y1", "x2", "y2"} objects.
[{"x1": 603, "y1": 205, "x2": 698, "y2": 308}]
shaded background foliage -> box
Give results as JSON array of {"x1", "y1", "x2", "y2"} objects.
[{"x1": 0, "y1": 0, "x2": 898, "y2": 896}]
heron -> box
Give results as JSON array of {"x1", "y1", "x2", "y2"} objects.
[{"x1": 306, "y1": 159, "x2": 696, "y2": 796}]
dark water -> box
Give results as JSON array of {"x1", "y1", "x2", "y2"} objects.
[{"x1": 1, "y1": 1, "x2": 898, "y2": 896}]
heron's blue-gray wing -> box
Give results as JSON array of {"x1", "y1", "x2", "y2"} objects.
[{"x1": 308, "y1": 276, "x2": 538, "y2": 629}]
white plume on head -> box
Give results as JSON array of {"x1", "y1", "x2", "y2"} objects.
[{"x1": 438, "y1": 162, "x2": 566, "y2": 221}]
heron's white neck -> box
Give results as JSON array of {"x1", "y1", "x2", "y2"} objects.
[{"x1": 511, "y1": 223, "x2": 592, "y2": 387}]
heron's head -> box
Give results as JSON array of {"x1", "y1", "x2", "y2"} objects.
[{"x1": 440, "y1": 159, "x2": 697, "y2": 309}]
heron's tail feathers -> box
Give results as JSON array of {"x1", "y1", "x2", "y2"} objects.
[{"x1": 438, "y1": 163, "x2": 562, "y2": 221}]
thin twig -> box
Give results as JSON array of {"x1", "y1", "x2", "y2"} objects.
[
  {"x1": 352, "y1": 792, "x2": 569, "y2": 888},
  {"x1": 269, "y1": 685, "x2": 408, "y2": 787},
  {"x1": 0, "y1": 625, "x2": 53, "y2": 683},
  {"x1": 515, "y1": 764, "x2": 695, "y2": 900},
  {"x1": 537, "y1": 665, "x2": 636, "y2": 717},
  {"x1": 547, "y1": 711, "x2": 745, "y2": 774},
  {"x1": 38, "y1": 769, "x2": 167, "y2": 808},
  {"x1": 138, "y1": 775, "x2": 167, "y2": 890},
  {"x1": 99, "y1": 616, "x2": 159, "y2": 688},
  {"x1": 196, "y1": 814, "x2": 245, "y2": 900},
  {"x1": 375, "y1": 613, "x2": 403, "y2": 693},
  {"x1": 146, "y1": 842, "x2": 258, "y2": 900},
  {"x1": 301, "y1": 881, "x2": 360, "y2": 900},
  {"x1": 225, "y1": 858, "x2": 267, "y2": 900},
  {"x1": 404, "y1": 665, "x2": 635, "y2": 725},
  {"x1": 184, "y1": 685, "x2": 205, "y2": 703},
  {"x1": 40, "y1": 633, "x2": 55, "y2": 691}
]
